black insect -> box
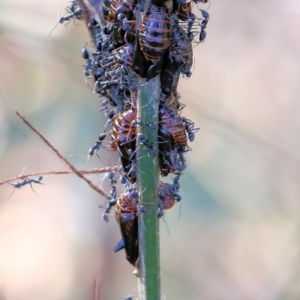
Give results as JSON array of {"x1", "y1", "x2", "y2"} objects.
[
  {"x1": 108, "y1": 0, "x2": 137, "y2": 22},
  {"x1": 110, "y1": 109, "x2": 137, "y2": 183},
  {"x1": 160, "y1": 56, "x2": 180, "y2": 97},
  {"x1": 87, "y1": 17, "x2": 104, "y2": 49},
  {"x1": 102, "y1": 0, "x2": 113, "y2": 20},
  {"x1": 172, "y1": 173, "x2": 181, "y2": 194},
  {"x1": 173, "y1": 0, "x2": 193, "y2": 22},
  {"x1": 120, "y1": 174, "x2": 128, "y2": 185},
  {"x1": 134, "y1": 3, "x2": 171, "y2": 79},
  {"x1": 170, "y1": 22, "x2": 193, "y2": 77},
  {"x1": 59, "y1": 5, "x2": 83, "y2": 25},
  {"x1": 91, "y1": 45, "x2": 134, "y2": 99},
  {"x1": 199, "y1": 9, "x2": 209, "y2": 42},
  {"x1": 174, "y1": 147, "x2": 188, "y2": 173},
  {"x1": 137, "y1": 133, "x2": 158, "y2": 156},
  {"x1": 182, "y1": 117, "x2": 199, "y2": 142},
  {"x1": 105, "y1": 65, "x2": 127, "y2": 79},
  {"x1": 108, "y1": 171, "x2": 118, "y2": 199},
  {"x1": 159, "y1": 93, "x2": 181, "y2": 112},
  {"x1": 88, "y1": 0, "x2": 108, "y2": 25},
  {"x1": 107, "y1": 0, "x2": 137, "y2": 47},
  {"x1": 12, "y1": 176, "x2": 43, "y2": 189},
  {"x1": 158, "y1": 126, "x2": 174, "y2": 176},
  {"x1": 114, "y1": 44, "x2": 135, "y2": 66},
  {"x1": 173, "y1": 0, "x2": 207, "y2": 19},
  {"x1": 82, "y1": 47, "x2": 90, "y2": 60},
  {"x1": 88, "y1": 133, "x2": 107, "y2": 157},
  {"x1": 49, "y1": 1, "x2": 84, "y2": 35},
  {"x1": 97, "y1": 78, "x2": 119, "y2": 89},
  {"x1": 125, "y1": 156, "x2": 137, "y2": 182}
]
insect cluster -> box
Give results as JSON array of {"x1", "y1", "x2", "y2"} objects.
[{"x1": 57, "y1": 0, "x2": 208, "y2": 268}]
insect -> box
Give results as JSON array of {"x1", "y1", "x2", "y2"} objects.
[
  {"x1": 120, "y1": 174, "x2": 128, "y2": 185},
  {"x1": 182, "y1": 117, "x2": 199, "y2": 142},
  {"x1": 160, "y1": 56, "x2": 180, "y2": 97},
  {"x1": 7, "y1": 176, "x2": 44, "y2": 201},
  {"x1": 49, "y1": 1, "x2": 83, "y2": 35},
  {"x1": 158, "y1": 127, "x2": 175, "y2": 176},
  {"x1": 102, "y1": 0, "x2": 113, "y2": 20},
  {"x1": 92, "y1": 45, "x2": 134, "y2": 97},
  {"x1": 96, "y1": 79, "x2": 119, "y2": 89},
  {"x1": 125, "y1": 155, "x2": 137, "y2": 182},
  {"x1": 107, "y1": 0, "x2": 137, "y2": 47},
  {"x1": 174, "y1": 148, "x2": 188, "y2": 173},
  {"x1": 108, "y1": 171, "x2": 118, "y2": 199},
  {"x1": 111, "y1": 183, "x2": 176, "y2": 264},
  {"x1": 173, "y1": 0, "x2": 208, "y2": 20},
  {"x1": 87, "y1": 0, "x2": 108, "y2": 25},
  {"x1": 137, "y1": 133, "x2": 158, "y2": 156},
  {"x1": 134, "y1": 3, "x2": 171, "y2": 79},
  {"x1": 173, "y1": 0, "x2": 192, "y2": 22},
  {"x1": 107, "y1": 189, "x2": 139, "y2": 266},
  {"x1": 139, "y1": 4, "x2": 171, "y2": 63},
  {"x1": 87, "y1": 17, "x2": 105, "y2": 50},
  {"x1": 105, "y1": 65, "x2": 126, "y2": 80},
  {"x1": 12, "y1": 176, "x2": 43, "y2": 189},
  {"x1": 88, "y1": 133, "x2": 107, "y2": 157},
  {"x1": 199, "y1": 9, "x2": 209, "y2": 42},
  {"x1": 158, "y1": 182, "x2": 177, "y2": 215},
  {"x1": 81, "y1": 47, "x2": 90, "y2": 60},
  {"x1": 59, "y1": 2, "x2": 83, "y2": 25},
  {"x1": 110, "y1": 109, "x2": 137, "y2": 183},
  {"x1": 158, "y1": 132, "x2": 189, "y2": 177},
  {"x1": 159, "y1": 93, "x2": 181, "y2": 112},
  {"x1": 58, "y1": 9, "x2": 82, "y2": 25},
  {"x1": 159, "y1": 104, "x2": 188, "y2": 148},
  {"x1": 108, "y1": 0, "x2": 137, "y2": 22},
  {"x1": 170, "y1": 22, "x2": 193, "y2": 77},
  {"x1": 115, "y1": 43, "x2": 135, "y2": 66}
]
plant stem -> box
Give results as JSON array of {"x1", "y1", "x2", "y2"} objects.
[{"x1": 137, "y1": 76, "x2": 161, "y2": 300}]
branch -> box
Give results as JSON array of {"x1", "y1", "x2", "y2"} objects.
[
  {"x1": 0, "y1": 166, "x2": 117, "y2": 186},
  {"x1": 15, "y1": 111, "x2": 112, "y2": 200},
  {"x1": 137, "y1": 77, "x2": 161, "y2": 299}
]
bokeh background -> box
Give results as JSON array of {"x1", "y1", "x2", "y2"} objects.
[{"x1": 0, "y1": 0, "x2": 299, "y2": 299}]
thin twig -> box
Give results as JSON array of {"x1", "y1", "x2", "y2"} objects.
[
  {"x1": 0, "y1": 166, "x2": 118, "y2": 186},
  {"x1": 16, "y1": 111, "x2": 112, "y2": 200},
  {"x1": 92, "y1": 276, "x2": 102, "y2": 300},
  {"x1": 0, "y1": 285, "x2": 5, "y2": 300}
]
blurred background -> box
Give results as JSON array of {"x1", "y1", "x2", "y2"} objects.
[{"x1": 0, "y1": 0, "x2": 299, "y2": 299}]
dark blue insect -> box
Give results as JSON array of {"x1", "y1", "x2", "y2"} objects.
[{"x1": 12, "y1": 176, "x2": 43, "y2": 189}]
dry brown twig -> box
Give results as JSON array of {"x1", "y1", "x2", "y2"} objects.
[
  {"x1": 15, "y1": 111, "x2": 113, "y2": 200},
  {"x1": 0, "y1": 166, "x2": 118, "y2": 186},
  {"x1": 92, "y1": 276, "x2": 101, "y2": 300}
]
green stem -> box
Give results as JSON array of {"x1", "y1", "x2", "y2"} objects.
[{"x1": 137, "y1": 76, "x2": 161, "y2": 300}]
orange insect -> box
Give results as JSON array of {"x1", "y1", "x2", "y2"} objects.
[
  {"x1": 159, "y1": 105, "x2": 188, "y2": 148},
  {"x1": 158, "y1": 182, "x2": 177, "y2": 210},
  {"x1": 111, "y1": 109, "x2": 137, "y2": 183}
]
